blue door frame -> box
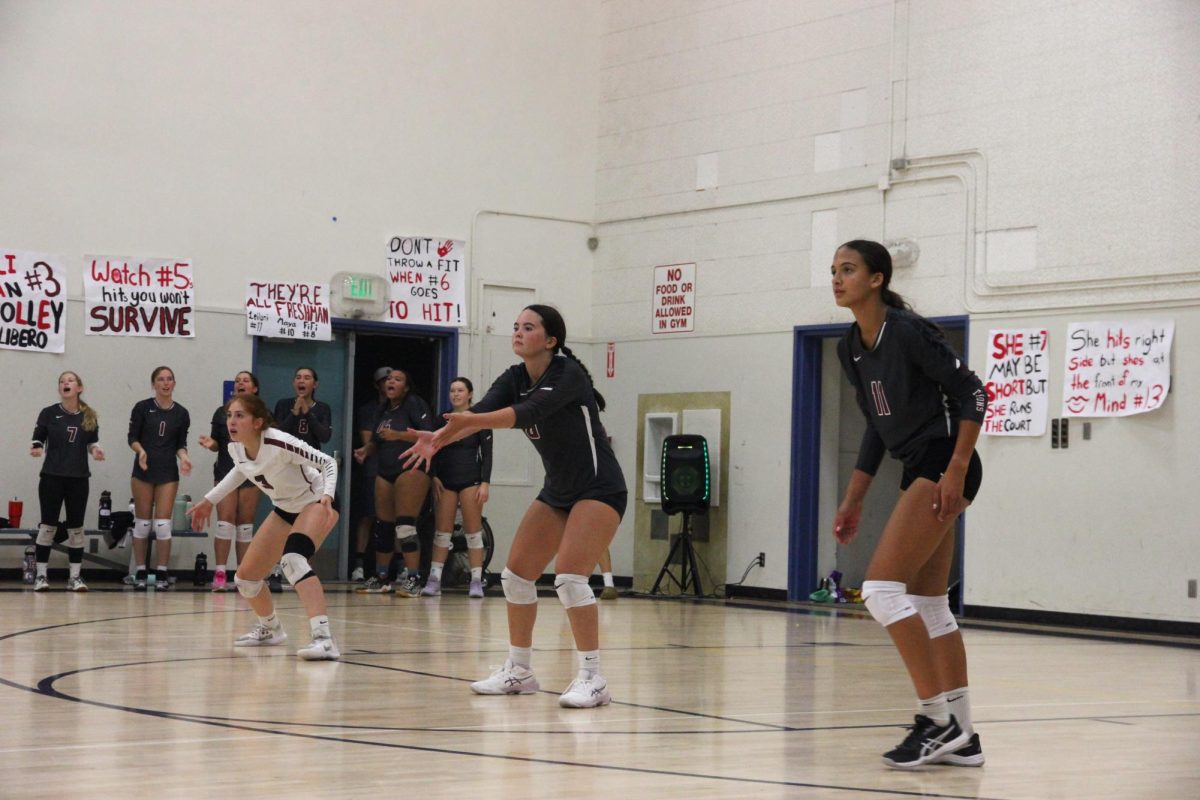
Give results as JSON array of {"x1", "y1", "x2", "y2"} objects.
[{"x1": 787, "y1": 316, "x2": 969, "y2": 606}]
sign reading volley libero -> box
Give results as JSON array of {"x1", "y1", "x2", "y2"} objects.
[
  {"x1": 1062, "y1": 320, "x2": 1174, "y2": 417},
  {"x1": 245, "y1": 281, "x2": 332, "y2": 341},
  {"x1": 0, "y1": 250, "x2": 67, "y2": 353},
  {"x1": 84, "y1": 256, "x2": 195, "y2": 337},
  {"x1": 652, "y1": 263, "x2": 695, "y2": 334},
  {"x1": 385, "y1": 236, "x2": 466, "y2": 328}
]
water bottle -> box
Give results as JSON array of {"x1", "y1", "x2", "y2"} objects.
[
  {"x1": 194, "y1": 553, "x2": 208, "y2": 586},
  {"x1": 146, "y1": 571, "x2": 157, "y2": 589},
  {"x1": 98, "y1": 490, "x2": 113, "y2": 530},
  {"x1": 172, "y1": 495, "x2": 191, "y2": 532},
  {"x1": 22, "y1": 546, "x2": 36, "y2": 584}
]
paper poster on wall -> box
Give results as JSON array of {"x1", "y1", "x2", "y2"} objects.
[
  {"x1": 983, "y1": 328, "x2": 1049, "y2": 436},
  {"x1": 652, "y1": 263, "x2": 695, "y2": 334},
  {"x1": 1062, "y1": 320, "x2": 1173, "y2": 417},
  {"x1": 84, "y1": 256, "x2": 195, "y2": 337},
  {"x1": 245, "y1": 281, "x2": 331, "y2": 341},
  {"x1": 0, "y1": 250, "x2": 67, "y2": 354},
  {"x1": 385, "y1": 236, "x2": 466, "y2": 327}
]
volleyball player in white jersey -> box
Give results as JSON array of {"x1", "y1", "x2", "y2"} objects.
[
  {"x1": 189, "y1": 394, "x2": 341, "y2": 660},
  {"x1": 405, "y1": 305, "x2": 626, "y2": 708},
  {"x1": 831, "y1": 239, "x2": 987, "y2": 768}
]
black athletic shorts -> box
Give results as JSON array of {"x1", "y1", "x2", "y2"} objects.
[
  {"x1": 536, "y1": 488, "x2": 627, "y2": 519},
  {"x1": 377, "y1": 463, "x2": 427, "y2": 482},
  {"x1": 900, "y1": 437, "x2": 983, "y2": 502},
  {"x1": 132, "y1": 460, "x2": 179, "y2": 486},
  {"x1": 272, "y1": 497, "x2": 339, "y2": 526},
  {"x1": 441, "y1": 479, "x2": 481, "y2": 493}
]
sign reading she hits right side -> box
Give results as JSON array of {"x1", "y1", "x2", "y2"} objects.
[
  {"x1": 652, "y1": 262, "x2": 695, "y2": 334},
  {"x1": 1062, "y1": 320, "x2": 1174, "y2": 417}
]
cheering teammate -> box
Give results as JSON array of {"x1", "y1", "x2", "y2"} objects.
[
  {"x1": 352, "y1": 368, "x2": 433, "y2": 597},
  {"x1": 405, "y1": 305, "x2": 626, "y2": 708},
  {"x1": 422, "y1": 376, "x2": 492, "y2": 598},
  {"x1": 831, "y1": 240, "x2": 987, "y2": 768},
  {"x1": 29, "y1": 371, "x2": 106, "y2": 591},
  {"x1": 190, "y1": 394, "x2": 341, "y2": 660},
  {"x1": 197, "y1": 370, "x2": 261, "y2": 591},
  {"x1": 128, "y1": 366, "x2": 191, "y2": 590}
]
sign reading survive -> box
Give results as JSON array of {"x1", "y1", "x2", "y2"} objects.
[
  {"x1": 0, "y1": 250, "x2": 67, "y2": 354},
  {"x1": 1062, "y1": 320, "x2": 1174, "y2": 417},
  {"x1": 245, "y1": 281, "x2": 331, "y2": 341},
  {"x1": 652, "y1": 263, "x2": 695, "y2": 334},
  {"x1": 85, "y1": 256, "x2": 195, "y2": 337},
  {"x1": 385, "y1": 236, "x2": 466, "y2": 328},
  {"x1": 984, "y1": 328, "x2": 1049, "y2": 436}
]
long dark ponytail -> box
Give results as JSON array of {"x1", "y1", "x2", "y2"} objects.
[
  {"x1": 840, "y1": 239, "x2": 912, "y2": 311},
  {"x1": 525, "y1": 304, "x2": 606, "y2": 411}
]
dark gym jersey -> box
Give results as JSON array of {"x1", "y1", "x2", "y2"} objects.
[
  {"x1": 272, "y1": 398, "x2": 332, "y2": 451},
  {"x1": 32, "y1": 404, "x2": 99, "y2": 478},
  {"x1": 209, "y1": 405, "x2": 234, "y2": 480},
  {"x1": 472, "y1": 355, "x2": 626, "y2": 505},
  {"x1": 373, "y1": 394, "x2": 434, "y2": 474},
  {"x1": 127, "y1": 398, "x2": 190, "y2": 474},
  {"x1": 838, "y1": 307, "x2": 987, "y2": 474},
  {"x1": 356, "y1": 400, "x2": 382, "y2": 478},
  {"x1": 431, "y1": 420, "x2": 493, "y2": 487}
]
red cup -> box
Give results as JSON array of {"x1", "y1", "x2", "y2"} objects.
[{"x1": 8, "y1": 500, "x2": 22, "y2": 529}]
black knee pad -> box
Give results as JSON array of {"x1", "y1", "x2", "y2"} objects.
[
  {"x1": 395, "y1": 516, "x2": 416, "y2": 527},
  {"x1": 400, "y1": 537, "x2": 419, "y2": 553},
  {"x1": 283, "y1": 532, "x2": 316, "y2": 559},
  {"x1": 370, "y1": 519, "x2": 395, "y2": 551}
]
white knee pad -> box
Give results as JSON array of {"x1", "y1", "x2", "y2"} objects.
[
  {"x1": 500, "y1": 567, "x2": 538, "y2": 605},
  {"x1": 433, "y1": 530, "x2": 453, "y2": 549},
  {"x1": 236, "y1": 523, "x2": 254, "y2": 543},
  {"x1": 67, "y1": 527, "x2": 86, "y2": 548},
  {"x1": 132, "y1": 518, "x2": 152, "y2": 540},
  {"x1": 36, "y1": 524, "x2": 57, "y2": 546},
  {"x1": 214, "y1": 521, "x2": 235, "y2": 541},
  {"x1": 153, "y1": 519, "x2": 172, "y2": 541},
  {"x1": 862, "y1": 580, "x2": 918, "y2": 627},
  {"x1": 554, "y1": 573, "x2": 596, "y2": 609},
  {"x1": 235, "y1": 573, "x2": 264, "y2": 598},
  {"x1": 396, "y1": 524, "x2": 419, "y2": 553},
  {"x1": 280, "y1": 552, "x2": 315, "y2": 586},
  {"x1": 465, "y1": 530, "x2": 484, "y2": 549},
  {"x1": 910, "y1": 594, "x2": 958, "y2": 638}
]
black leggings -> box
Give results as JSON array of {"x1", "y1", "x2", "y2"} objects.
[{"x1": 39, "y1": 474, "x2": 89, "y2": 528}]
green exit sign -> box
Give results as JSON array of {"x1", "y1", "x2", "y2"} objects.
[{"x1": 347, "y1": 275, "x2": 376, "y2": 299}]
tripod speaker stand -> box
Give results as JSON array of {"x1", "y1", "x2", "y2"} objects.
[
  {"x1": 651, "y1": 510, "x2": 704, "y2": 596},
  {"x1": 650, "y1": 434, "x2": 711, "y2": 597}
]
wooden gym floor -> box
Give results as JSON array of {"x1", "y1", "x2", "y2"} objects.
[{"x1": 0, "y1": 583, "x2": 1196, "y2": 799}]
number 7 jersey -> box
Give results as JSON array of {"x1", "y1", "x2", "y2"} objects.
[{"x1": 205, "y1": 427, "x2": 338, "y2": 514}]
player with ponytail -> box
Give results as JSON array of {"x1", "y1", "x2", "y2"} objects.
[{"x1": 405, "y1": 304, "x2": 626, "y2": 708}]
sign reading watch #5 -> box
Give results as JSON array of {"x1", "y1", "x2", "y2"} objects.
[{"x1": 652, "y1": 263, "x2": 695, "y2": 334}]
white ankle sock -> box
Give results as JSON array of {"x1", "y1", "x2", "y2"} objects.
[
  {"x1": 471, "y1": 567, "x2": 483, "y2": 581},
  {"x1": 509, "y1": 645, "x2": 532, "y2": 668},
  {"x1": 946, "y1": 686, "x2": 972, "y2": 735},
  {"x1": 578, "y1": 649, "x2": 600, "y2": 678},
  {"x1": 918, "y1": 692, "x2": 950, "y2": 725},
  {"x1": 602, "y1": 572, "x2": 615, "y2": 588},
  {"x1": 310, "y1": 615, "x2": 330, "y2": 638},
  {"x1": 429, "y1": 562, "x2": 444, "y2": 579},
  {"x1": 259, "y1": 613, "x2": 279, "y2": 629}
]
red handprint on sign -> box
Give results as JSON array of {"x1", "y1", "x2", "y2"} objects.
[{"x1": 437, "y1": 240, "x2": 454, "y2": 258}]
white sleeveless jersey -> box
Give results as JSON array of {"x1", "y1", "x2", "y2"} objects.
[{"x1": 204, "y1": 427, "x2": 338, "y2": 513}]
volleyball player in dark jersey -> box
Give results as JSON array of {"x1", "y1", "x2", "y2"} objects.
[
  {"x1": 831, "y1": 240, "x2": 988, "y2": 769},
  {"x1": 197, "y1": 370, "x2": 261, "y2": 591},
  {"x1": 422, "y1": 376, "x2": 492, "y2": 598},
  {"x1": 272, "y1": 366, "x2": 332, "y2": 451},
  {"x1": 350, "y1": 366, "x2": 391, "y2": 582},
  {"x1": 29, "y1": 371, "x2": 106, "y2": 591},
  {"x1": 128, "y1": 365, "x2": 192, "y2": 590},
  {"x1": 406, "y1": 305, "x2": 626, "y2": 708},
  {"x1": 352, "y1": 368, "x2": 433, "y2": 597}
]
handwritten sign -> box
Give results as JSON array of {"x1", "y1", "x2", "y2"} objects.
[
  {"x1": 245, "y1": 281, "x2": 331, "y2": 341},
  {"x1": 983, "y1": 328, "x2": 1049, "y2": 436},
  {"x1": 385, "y1": 236, "x2": 466, "y2": 327},
  {"x1": 1062, "y1": 320, "x2": 1173, "y2": 417},
  {"x1": 0, "y1": 250, "x2": 67, "y2": 353},
  {"x1": 85, "y1": 256, "x2": 195, "y2": 337},
  {"x1": 652, "y1": 262, "x2": 695, "y2": 334}
]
